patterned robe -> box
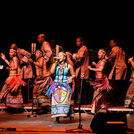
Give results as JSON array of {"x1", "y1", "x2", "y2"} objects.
[
  {"x1": 109, "y1": 46, "x2": 127, "y2": 80},
  {"x1": 91, "y1": 59, "x2": 112, "y2": 113},
  {"x1": 0, "y1": 56, "x2": 26, "y2": 108},
  {"x1": 33, "y1": 57, "x2": 52, "y2": 107},
  {"x1": 46, "y1": 63, "x2": 72, "y2": 118}
]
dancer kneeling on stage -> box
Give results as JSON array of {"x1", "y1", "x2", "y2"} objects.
[
  {"x1": 33, "y1": 50, "x2": 52, "y2": 108},
  {"x1": 46, "y1": 52, "x2": 75, "y2": 123},
  {"x1": 88, "y1": 49, "x2": 112, "y2": 114},
  {"x1": 0, "y1": 49, "x2": 26, "y2": 108}
]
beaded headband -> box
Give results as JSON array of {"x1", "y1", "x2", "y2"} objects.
[
  {"x1": 10, "y1": 49, "x2": 17, "y2": 53},
  {"x1": 59, "y1": 52, "x2": 67, "y2": 57},
  {"x1": 99, "y1": 49, "x2": 106, "y2": 54}
]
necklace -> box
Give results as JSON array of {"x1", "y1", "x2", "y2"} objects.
[{"x1": 59, "y1": 63, "x2": 65, "y2": 75}]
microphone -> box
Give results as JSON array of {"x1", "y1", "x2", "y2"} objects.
[{"x1": 54, "y1": 57, "x2": 60, "y2": 61}]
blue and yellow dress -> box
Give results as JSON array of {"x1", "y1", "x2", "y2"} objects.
[{"x1": 46, "y1": 63, "x2": 72, "y2": 118}]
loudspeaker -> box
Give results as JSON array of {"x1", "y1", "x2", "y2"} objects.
[{"x1": 90, "y1": 112, "x2": 127, "y2": 134}]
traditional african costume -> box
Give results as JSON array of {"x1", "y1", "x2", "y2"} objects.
[
  {"x1": 0, "y1": 56, "x2": 26, "y2": 108},
  {"x1": 33, "y1": 57, "x2": 52, "y2": 107},
  {"x1": 46, "y1": 63, "x2": 72, "y2": 118},
  {"x1": 91, "y1": 59, "x2": 112, "y2": 113}
]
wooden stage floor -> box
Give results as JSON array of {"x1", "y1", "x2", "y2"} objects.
[{"x1": 0, "y1": 103, "x2": 134, "y2": 134}]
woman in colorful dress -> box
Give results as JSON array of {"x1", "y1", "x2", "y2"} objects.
[
  {"x1": 88, "y1": 49, "x2": 112, "y2": 114},
  {"x1": 33, "y1": 50, "x2": 52, "y2": 108},
  {"x1": 0, "y1": 49, "x2": 26, "y2": 108},
  {"x1": 46, "y1": 52, "x2": 75, "y2": 123}
]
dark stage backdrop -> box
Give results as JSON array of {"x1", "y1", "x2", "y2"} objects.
[{"x1": 0, "y1": 31, "x2": 133, "y2": 55}]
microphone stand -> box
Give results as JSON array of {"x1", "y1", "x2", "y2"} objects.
[
  {"x1": 66, "y1": 73, "x2": 91, "y2": 133},
  {"x1": 27, "y1": 48, "x2": 37, "y2": 118},
  {"x1": 27, "y1": 79, "x2": 37, "y2": 118}
]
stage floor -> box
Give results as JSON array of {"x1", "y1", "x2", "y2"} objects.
[
  {"x1": 0, "y1": 103, "x2": 134, "y2": 133},
  {"x1": 0, "y1": 112, "x2": 93, "y2": 134},
  {"x1": 0, "y1": 110, "x2": 134, "y2": 134}
]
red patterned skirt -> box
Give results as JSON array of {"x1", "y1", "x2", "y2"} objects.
[
  {"x1": 5, "y1": 76, "x2": 26, "y2": 91},
  {"x1": 90, "y1": 75, "x2": 112, "y2": 113},
  {"x1": 0, "y1": 76, "x2": 26, "y2": 108}
]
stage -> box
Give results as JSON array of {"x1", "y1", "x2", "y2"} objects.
[
  {"x1": 0, "y1": 112, "x2": 93, "y2": 134},
  {"x1": 0, "y1": 104, "x2": 134, "y2": 134}
]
